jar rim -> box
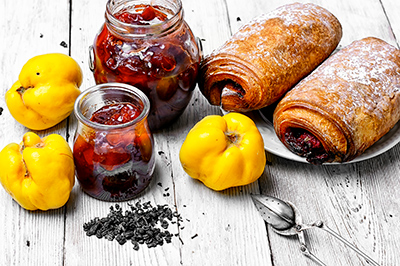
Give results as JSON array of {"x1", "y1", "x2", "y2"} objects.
[
  {"x1": 105, "y1": 0, "x2": 183, "y2": 38},
  {"x1": 74, "y1": 82, "x2": 151, "y2": 130}
]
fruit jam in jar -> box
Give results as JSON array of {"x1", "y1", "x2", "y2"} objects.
[
  {"x1": 73, "y1": 83, "x2": 155, "y2": 201},
  {"x1": 90, "y1": 0, "x2": 201, "y2": 130}
]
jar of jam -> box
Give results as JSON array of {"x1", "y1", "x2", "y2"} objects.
[
  {"x1": 90, "y1": 0, "x2": 201, "y2": 130},
  {"x1": 73, "y1": 83, "x2": 155, "y2": 201}
]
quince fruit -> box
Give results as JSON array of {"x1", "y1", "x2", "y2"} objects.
[{"x1": 5, "y1": 53, "x2": 82, "y2": 130}]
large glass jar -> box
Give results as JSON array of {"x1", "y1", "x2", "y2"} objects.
[
  {"x1": 73, "y1": 83, "x2": 155, "y2": 201},
  {"x1": 90, "y1": 0, "x2": 201, "y2": 130}
]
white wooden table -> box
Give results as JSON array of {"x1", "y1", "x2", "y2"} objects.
[{"x1": 1, "y1": 0, "x2": 400, "y2": 265}]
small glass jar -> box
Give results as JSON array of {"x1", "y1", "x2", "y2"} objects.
[
  {"x1": 73, "y1": 83, "x2": 155, "y2": 201},
  {"x1": 90, "y1": 0, "x2": 201, "y2": 130}
]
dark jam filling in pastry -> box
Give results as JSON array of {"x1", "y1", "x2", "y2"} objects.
[
  {"x1": 212, "y1": 80, "x2": 246, "y2": 101},
  {"x1": 284, "y1": 128, "x2": 332, "y2": 164},
  {"x1": 222, "y1": 80, "x2": 246, "y2": 98}
]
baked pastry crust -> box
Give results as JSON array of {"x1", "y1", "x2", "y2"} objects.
[
  {"x1": 199, "y1": 2, "x2": 342, "y2": 112},
  {"x1": 273, "y1": 37, "x2": 400, "y2": 163}
]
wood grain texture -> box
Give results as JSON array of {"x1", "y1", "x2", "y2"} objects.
[
  {"x1": 0, "y1": 1, "x2": 72, "y2": 266},
  {"x1": 1, "y1": 0, "x2": 399, "y2": 265}
]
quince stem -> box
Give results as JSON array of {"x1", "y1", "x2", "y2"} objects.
[
  {"x1": 225, "y1": 131, "x2": 242, "y2": 146},
  {"x1": 16, "y1": 86, "x2": 31, "y2": 95}
]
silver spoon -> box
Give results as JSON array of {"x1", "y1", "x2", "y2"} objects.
[{"x1": 251, "y1": 194, "x2": 380, "y2": 266}]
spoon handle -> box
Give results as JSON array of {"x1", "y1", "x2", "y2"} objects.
[
  {"x1": 314, "y1": 221, "x2": 380, "y2": 266},
  {"x1": 299, "y1": 244, "x2": 327, "y2": 266},
  {"x1": 297, "y1": 228, "x2": 327, "y2": 265}
]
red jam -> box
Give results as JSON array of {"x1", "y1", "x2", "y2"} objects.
[
  {"x1": 284, "y1": 128, "x2": 332, "y2": 164},
  {"x1": 90, "y1": 103, "x2": 141, "y2": 125},
  {"x1": 115, "y1": 5, "x2": 168, "y2": 25},
  {"x1": 92, "y1": 4, "x2": 200, "y2": 130},
  {"x1": 73, "y1": 102, "x2": 154, "y2": 201}
]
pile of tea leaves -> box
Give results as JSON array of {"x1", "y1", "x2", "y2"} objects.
[{"x1": 83, "y1": 201, "x2": 182, "y2": 250}]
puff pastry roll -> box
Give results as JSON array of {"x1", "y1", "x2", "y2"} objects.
[
  {"x1": 273, "y1": 37, "x2": 400, "y2": 164},
  {"x1": 199, "y1": 2, "x2": 342, "y2": 112}
]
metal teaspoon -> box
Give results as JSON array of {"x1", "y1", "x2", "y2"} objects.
[{"x1": 251, "y1": 194, "x2": 380, "y2": 266}]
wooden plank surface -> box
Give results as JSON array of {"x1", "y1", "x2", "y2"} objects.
[
  {"x1": 0, "y1": 1, "x2": 71, "y2": 266},
  {"x1": 1, "y1": 0, "x2": 399, "y2": 265}
]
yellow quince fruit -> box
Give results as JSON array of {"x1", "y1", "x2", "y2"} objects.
[
  {"x1": 5, "y1": 53, "x2": 83, "y2": 130},
  {"x1": 0, "y1": 132, "x2": 75, "y2": 211}
]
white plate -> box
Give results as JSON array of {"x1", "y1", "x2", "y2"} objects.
[{"x1": 251, "y1": 110, "x2": 400, "y2": 164}]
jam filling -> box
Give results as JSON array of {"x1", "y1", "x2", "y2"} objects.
[
  {"x1": 211, "y1": 80, "x2": 246, "y2": 107},
  {"x1": 115, "y1": 5, "x2": 168, "y2": 25},
  {"x1": 284, "y1": 128, "x2": 332, "y2": 164},
  {"x1": 222, "y1": 80, "x2": 246, "y2": 98},
  {"x1": 74, "y1": 102, "x2": 153, "y2": 201},
  {"x1": 90, "y1": 103, "x2": 141, "y2": 125}
]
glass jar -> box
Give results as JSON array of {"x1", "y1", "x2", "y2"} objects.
[
  {"x1": 73, "y1": 83, "x2": 155, "y2": 201},
  {"x1": 90, "y1": 0, "x2": 201, "y2": 130}
]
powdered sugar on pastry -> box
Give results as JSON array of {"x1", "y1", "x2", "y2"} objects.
[
  {"x1": 199, "y1": 3, "x2": 342, "y2": 112},
  {"x1": 294, "y1": 37, "x2": 400, "y2": 122},
  {"x1": 274, "y1": 37, "x2": 400, "y2": 163}
]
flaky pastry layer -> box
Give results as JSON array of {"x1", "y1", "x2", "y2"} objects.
[
  {"x1": 199, "y1": 2, "x2": 342, "y2": 112},
  {"x1": 273, "y1": 37, "x2": 400, "y2": 163}
]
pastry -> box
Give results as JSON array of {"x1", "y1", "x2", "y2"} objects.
[
  {"x1": 273, "y1": 37, "x2": 400, "y2": 164},
  {"x1": 198, "y1": 2, "x2": 342, "y2": 112}
]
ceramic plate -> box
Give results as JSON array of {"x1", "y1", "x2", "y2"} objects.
[{"x1": 250, "y1": 109, "x2": 400, "y2": 164}]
